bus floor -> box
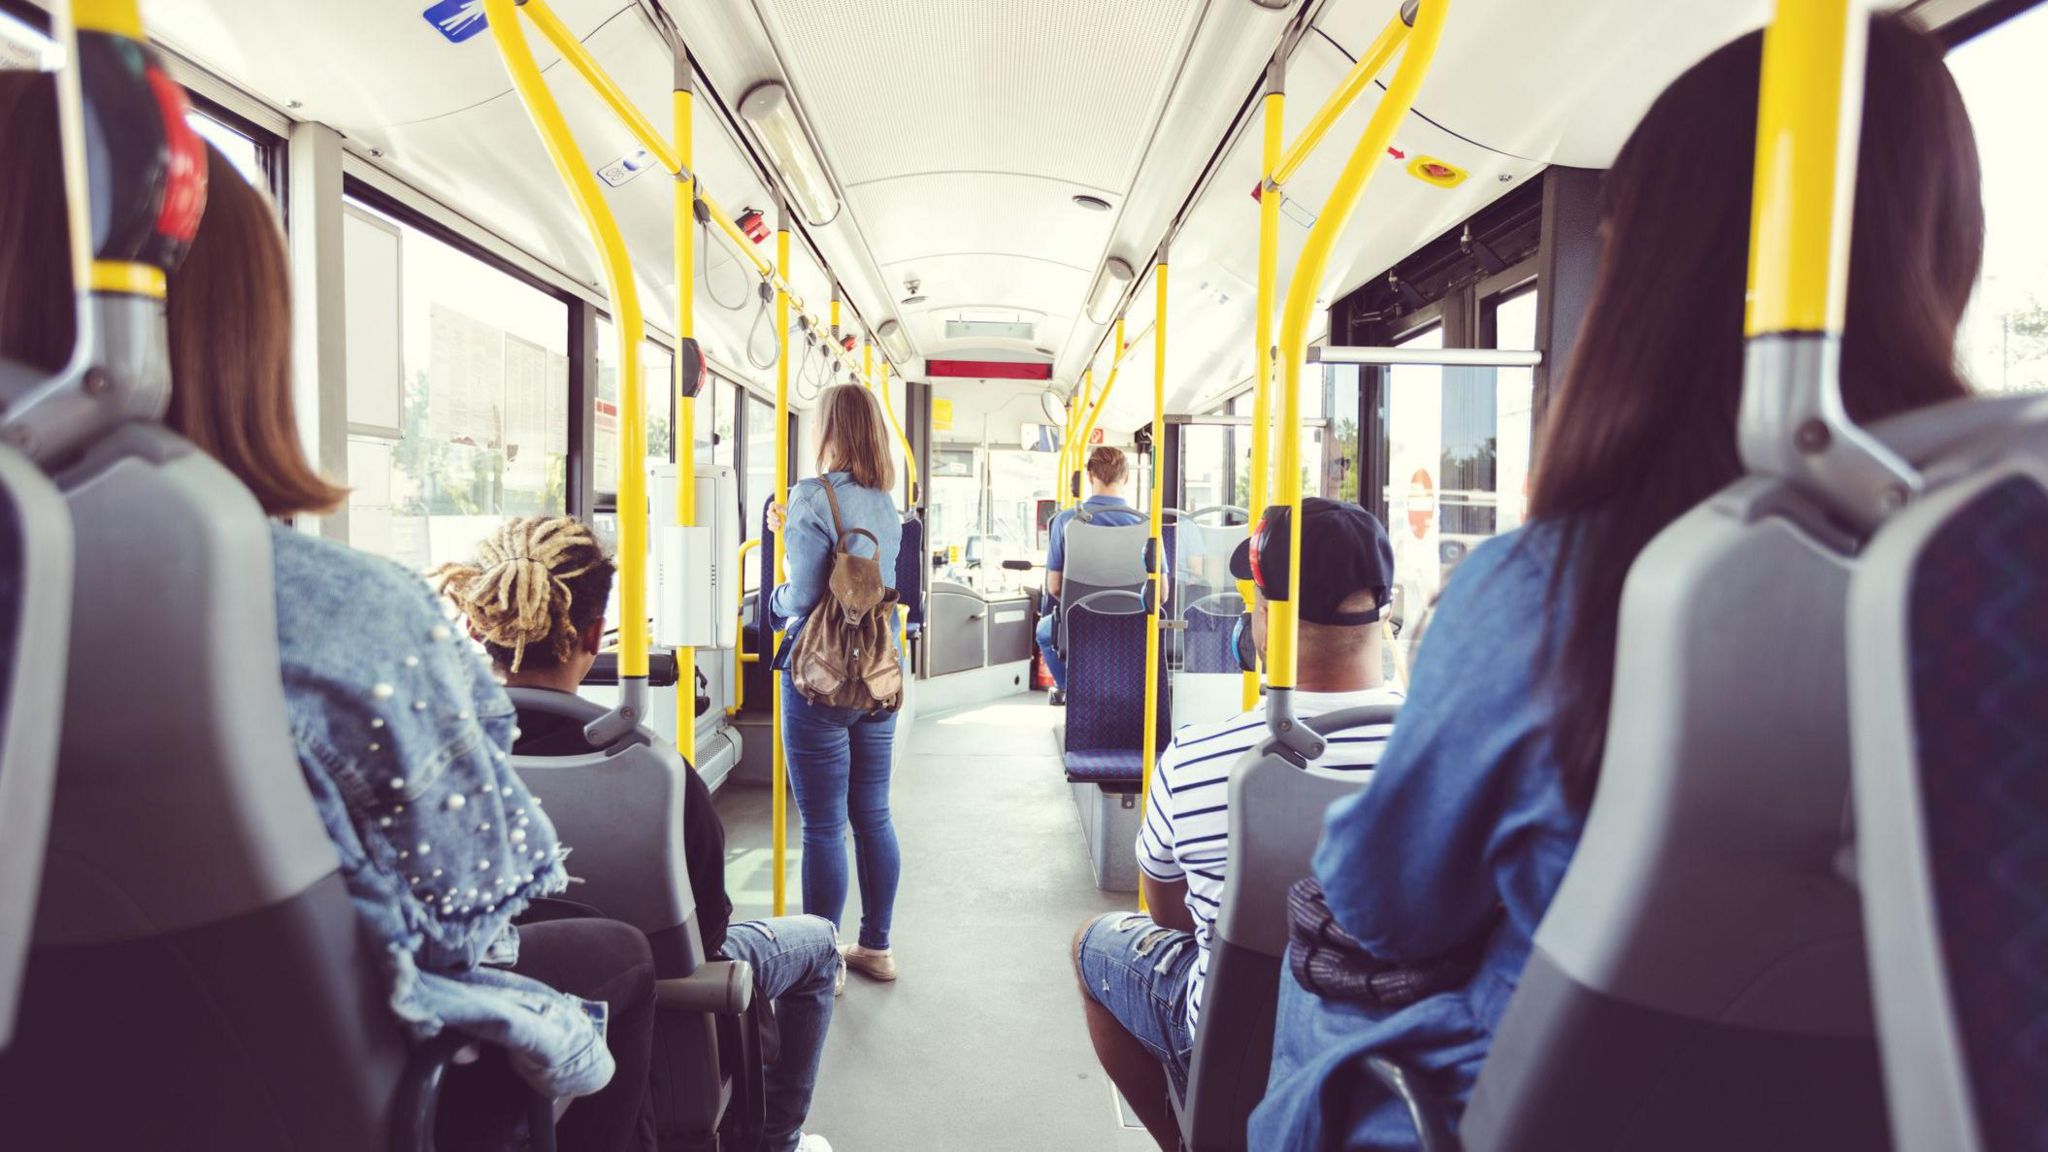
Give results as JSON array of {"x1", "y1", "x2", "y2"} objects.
[{"x1": 715, "y1": 692, "x2": 1158, "y2": 1150}]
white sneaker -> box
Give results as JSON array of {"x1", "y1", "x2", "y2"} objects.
[{"x1": 796, "y1": 1135, "x2": 833, "y2": 1152}]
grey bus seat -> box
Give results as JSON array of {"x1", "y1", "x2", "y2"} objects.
[
  {"x1": 508, "y1": 686, "x2": 763, "y2": 1151},
  {"x1": 1439, "y1": 475, "x2": 1888, "y2": 1150},
  {"x1": 1169, "y1": 705, "x2": 1397, "y2": 1152},
  {"x1": 507, "y1": 687, "x2": 699, "y2": 971},
  {"x1": 1056, "y1": 515, "x2": 1153, "y2": 656},
  {"x1": 0, "y1": 427, "x2": 414, "y2": 1148},
  {"x1": 0, "y1": 445, "x2": 70, "y2": 1049},
  {"x1": 1848, "y1": 402, "x2": 2048, "y2": 1152}
]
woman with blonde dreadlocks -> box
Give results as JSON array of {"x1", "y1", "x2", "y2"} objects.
[{"x1": 443, "y1": 516, "x2": 842, "y2": 1152}]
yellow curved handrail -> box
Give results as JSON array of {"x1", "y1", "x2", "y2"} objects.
[
  {"x1": 1270, "y1": 0, "x2": 1448, "y2": 695},
  {"x1": 483, "y1": 0, "x2": 650, "y2": 690},
  {"x1": 1270, "y1": 14, "x2": 1410, "y2": 188}
]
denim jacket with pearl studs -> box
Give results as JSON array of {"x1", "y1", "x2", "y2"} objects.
[{"x1": 268, "y1": 525, "x2": 614, "y2": 1099}]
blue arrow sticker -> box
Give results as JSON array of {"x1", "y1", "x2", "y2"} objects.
[{"x1": 423, "y1": 0, "x2": 489, "y2": 44}]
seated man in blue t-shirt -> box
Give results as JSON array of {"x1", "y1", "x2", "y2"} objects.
[{"x1": 1037, "y1": 445, "x2": 1147, "y2": 702}]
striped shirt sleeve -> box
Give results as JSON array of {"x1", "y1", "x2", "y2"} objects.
[{"x1": 1135, "y1": 738, "x2": 1184, "y2": 882}]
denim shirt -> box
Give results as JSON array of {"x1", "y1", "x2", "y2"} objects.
[
  {"x1": 769, "y1": 471, "x2": 903, "y2": 631},
  {"x1": 270, "y1": 526, "x2": 613, "y2": 1099},
  {"x1": 1251, "y1": 524, "x2": 1585, "y2": 1150}
]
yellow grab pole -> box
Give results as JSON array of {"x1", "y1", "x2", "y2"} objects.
[
  {"x1": 771, "y1": 214, "x2": 792, "y2": 917},
  {"x1": 1270, "y1": 14, "x2": 1410, "y2": 188},
  {"x1": 864, "y1": 339, "x2": 874, "y2": 389},
  {"x1": 1746, "y1": 0, "x2": 1860, "y2": 338},
  {"x1": 877, "y1": 360, "x2": 919, "y2": 506},
  {"x1": 484, "y1": 0, "x2": 648, "y2": 698},
  {"x1": 1137, "y1": 255, "x2": 1169, "y2": 913},
  {"x1": 1272, "y1": 0, "x2": 1447, "y2": 696},
  {"x1": 1246, "y1": 61, "x2": 1284, "y2": 712},
  {"x1": 672, "y1": 49, "x2": 697, "y2": 767},
  {"x1": 729, "y1": 539, "x2": 761, "y2": 716}
]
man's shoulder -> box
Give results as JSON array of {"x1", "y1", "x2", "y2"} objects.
[{"x1": 1161, "y1": 710, "x2": 1269, "y2": 772}]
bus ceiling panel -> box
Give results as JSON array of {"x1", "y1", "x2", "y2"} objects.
[
  {"x1": 1315, "y1": 0, "x2": 1775, "y2": 169},
  {"x1": 747, "y1": 0, "x2": 1209, "y2": 193},
  {"x1": 843, "y1": 173, "x2": 1117, "y2": 298},
  {"x1": 142, "y1": 0, "x2": 627, "y2": 134},
  {"x1": 872, "y1": 253, "x2": 1087, "y2": 356}
]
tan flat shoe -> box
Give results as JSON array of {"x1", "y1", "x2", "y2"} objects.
[{"x1": 842, "y1": 943, "x2": 897, "y2": 982}]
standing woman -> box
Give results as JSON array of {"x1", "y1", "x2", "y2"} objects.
[{"x1": 767, "y1": 384, "x2": 906, "y2": 981}]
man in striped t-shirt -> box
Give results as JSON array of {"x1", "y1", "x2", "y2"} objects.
[{"x1": 1074, "y1": 498, "x2": 1403, "y2": 1148}]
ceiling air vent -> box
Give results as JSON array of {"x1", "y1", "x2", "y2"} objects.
[{"x1": 944, "y1": 319, "x2": 1038, "y2": 341}]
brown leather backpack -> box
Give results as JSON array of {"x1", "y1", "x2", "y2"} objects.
[{"x1": 788, "y1": 480, "x2": 903, "y2": 711}]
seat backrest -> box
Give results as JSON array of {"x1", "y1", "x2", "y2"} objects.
[
  {"x1": 0, "y1": 446, "x2": 70, "y2": 1049},
  {"x1": 1174, "y1": 705, "x2": 1396, "y2": 1152},
  {"x1": 507, "y1": 687, "x2": 702, "y2": 976},
  {"x1": 1062, "y1": 591, "x2": 1159, "y2": 755},
  {"x1": 1058, "y1": 519, "x2": 1151, "y2": 655},
  {"x1": 1183, "y1": 602, "x2": 1243, "y2": 676},
  {"x1": 1848, "y1": 409, "x2": 2048, "y2": 1152},
  {"x1": 897, "y1": 514, "x2": 926, "y2": 628},
  {"x1": 1459, "y1": 477, "x2": 1887, "y2": 1152},
  {"x1": 0, "y1": 427, "x2": 406, "y2": 1149}
]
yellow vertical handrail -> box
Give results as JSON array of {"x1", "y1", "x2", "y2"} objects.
[
  {"x1": 483, "y1": 0, "x2": 648, "y2": 697},
  {"x1": 1270, "y1": 0, "x2": 1447, "y2": 710},
  {"x1": 672, "y1": 49, "x2": 697, "y2": 767},
  {"x1": 1137, "y1": 254, "x2": 1169, "y2": 912},
  {"x1": 1746, "y1": 0, "x2": 1860, "y2": 339},
  {"x1": 727, "y1": 540, "x2": 762, "y2": 716},
  {"x1": 1245, "y1": 60, "x2": 1284, "y2": 712},
  {"x1": 770, "y1": 216, "x2": 792, "y2": 917}
]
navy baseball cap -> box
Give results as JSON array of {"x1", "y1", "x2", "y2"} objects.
[{"x1": 1229, "y1": 498, "x2": 1396, "y2": 625}]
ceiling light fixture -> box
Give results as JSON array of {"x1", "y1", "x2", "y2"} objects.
[
  {"x1": 1072, "y1": 194, "x2": 1112, "y2": 212},
  {"x1": 877, "y1": 319, "x2": 913, "y2": 364},
  {"x1": 1085, "y1": 257, "x2": 1135, "y2": 325},
  {"x1": 739, "y1": 81, "x2": 840, "y2": 227}
]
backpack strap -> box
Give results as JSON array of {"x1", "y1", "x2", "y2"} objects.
[{"x1": 818, "y1": 478, "x2": 881, "y2": 559}]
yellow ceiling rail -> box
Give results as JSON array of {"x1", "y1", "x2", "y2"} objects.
[
  {"x1": 518, "y1": 0, "x2": 867, "y2": 382},
  {"x1": 484, "y1": 0, "x2": 651, "y2": 701},
  {"x1": 1270, "y1": 11, "x2": 1410, "y2": 188},
  {"x1": 1270, "y1": 0, "x2": 1447, "y2": 717},
  {"x1": 1245, "y1": 60, "x2": 1284, "y2": 712}
]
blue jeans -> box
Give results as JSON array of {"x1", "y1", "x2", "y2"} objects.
[
  {"x1": 720, "y1": 915, "x2": 839, "y2": 1152},
  {"x1": 779, "y1": 673, "x2": 901, "y2": 950},
  {"x1": 1035, "y1": 613, "x2": 1067, "y2": 691},
  {"x1": 1077, "y1": 912, "x2": 1199, "y2": 1091}
]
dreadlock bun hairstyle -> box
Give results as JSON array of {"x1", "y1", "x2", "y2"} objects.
[{"x1": 436, "y1": 517, "x2": 615, "y2": 674}]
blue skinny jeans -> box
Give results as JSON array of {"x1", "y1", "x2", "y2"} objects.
[{"x1": 778, "y1": 673, "x2": 901, "y2": 950}]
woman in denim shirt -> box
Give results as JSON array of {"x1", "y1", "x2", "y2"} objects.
[
  {"x1": 767, "y1": 384, "x2": 905, "y2": 982},
  {"x1": 1252, "y1": 19, "x2": 1982, "y2": 1149},
  {"x1": 144, "y1": 145, "x2": 653, "y2": 1148}
]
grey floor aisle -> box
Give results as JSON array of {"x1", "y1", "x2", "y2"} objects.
[{"x1": 715, "y1": 693, "x2": 1158, "y2": 1152}]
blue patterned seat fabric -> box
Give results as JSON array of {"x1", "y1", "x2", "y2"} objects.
[
  {"x1": 1062, "y1": 601, "x2": 1165, "y2": 783},
  {"x1": 1184, "y1": 604, "x2": 1240, "y2": 675},
  {"x1": 1909, "y1": 475, "x2": 2048, "y2": 1152}
]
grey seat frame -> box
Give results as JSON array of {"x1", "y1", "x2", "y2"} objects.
[
  {"x1": 0, "y1": 445, "x2": 70, "y2": 1049},
  {"x1": 1168, "y1": 704, "x2": 1398, "y2": 1152}
]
